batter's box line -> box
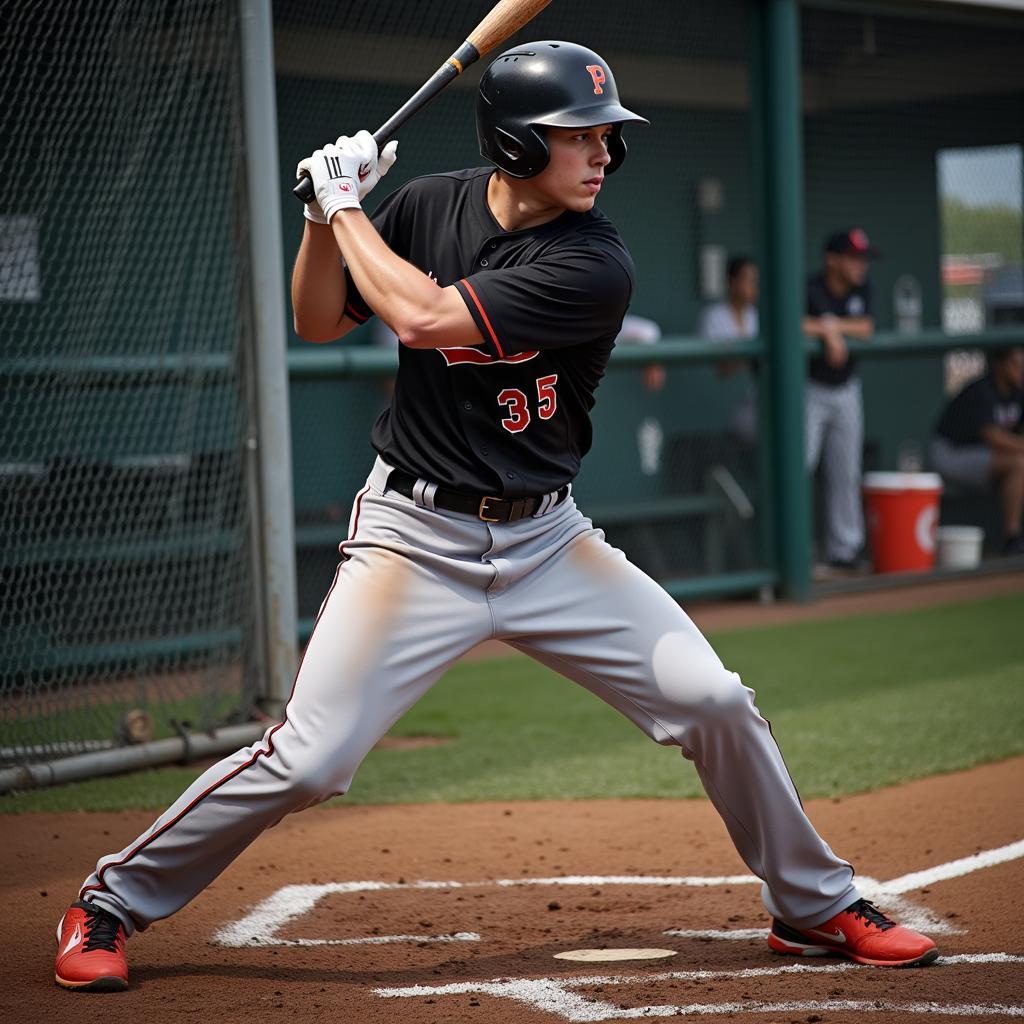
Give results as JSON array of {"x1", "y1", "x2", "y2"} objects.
[
  {"x1": 372, "y1": 955, "x2": 1024, "y2": 1021},
  {"x1": 211, "y1": 838, "x2": 1024, "y2": 948},
  {"x1": 251, "y1": 931, "x2": 481, "y2": 947}
]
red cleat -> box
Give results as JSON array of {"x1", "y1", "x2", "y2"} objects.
[
  {"x1": 55, "y1": 900, "x2": 129, "y2": 991},
  {"x1": 768, "y1": 899, "x2": 938, "y2": 967}
]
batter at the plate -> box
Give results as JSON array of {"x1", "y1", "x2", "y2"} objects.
[{"x1": 55, "y1": 41, "x2": 938, "y2": 992}]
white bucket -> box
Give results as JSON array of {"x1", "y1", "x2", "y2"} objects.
[{"x1": 936, "y1": 525, "x2": 984, "y2": 569}]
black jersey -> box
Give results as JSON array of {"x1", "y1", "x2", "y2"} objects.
[
  {"x1": 805, "y1": 272, "x2": 872, "y2": 388},
  {"x1": 342, "y1": 168, "x2": 635, "y2": 498},
  {"x1": 934, "y1": 373, "x2": 1024, "y2": 446}
]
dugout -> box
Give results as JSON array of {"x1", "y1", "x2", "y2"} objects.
[
  {"x1": 274, "y1": 0, "x2": 1024, "y2": 618},
  {"x1": 1, "y1": 0, "x2": 1022, "y2": 776}
]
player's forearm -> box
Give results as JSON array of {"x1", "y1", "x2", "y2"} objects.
[
  {"x1": 802, "y1": 316, "x2": 825, "y2": 337},
  {"x1": 292, "y1": 221, "x2": 349, "y2": 342},
  {"x1": 802, "y1": 315, "x2": 874, "y2": 339},
  {"x1": 981, "y1": 425, "x2": 1024, "y2": 454},
  {"x1": 839, "y1": 317, "x2": 874, "y2": 339},
  {"x1": 332, "y1": 210, "x2": 439, "y2": 331},
  {"x1": 331, "y1": 209, "x2": 477, "y2": 347}
]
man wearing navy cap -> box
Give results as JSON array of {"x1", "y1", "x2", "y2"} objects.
[{"x1": 803, "y1": 229, "x2": 878, "y2": 572}]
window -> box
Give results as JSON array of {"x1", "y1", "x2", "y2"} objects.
[{"x1": 937, "y1": 145, "x2": 1023, "y2": 393}]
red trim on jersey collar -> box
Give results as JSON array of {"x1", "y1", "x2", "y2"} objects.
[{"x1": 458, "y1": 278, "x2": 506, "y2": 359}]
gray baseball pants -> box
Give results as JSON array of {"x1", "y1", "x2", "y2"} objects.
[
  {"x1": 806, "y1": 377, "x2": 865, "y2": 562},
  {"x1": 81, "y1": 456, "x2": 858, "y2": 935}
]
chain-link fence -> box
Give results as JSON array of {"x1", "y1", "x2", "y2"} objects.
[{"x1": 0, "y1": 0, "x2": 260, "y2": 768}]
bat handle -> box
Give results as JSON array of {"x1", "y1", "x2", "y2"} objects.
[{"x1": 294, "y1": 174, "x2": 317, "y2": 206}]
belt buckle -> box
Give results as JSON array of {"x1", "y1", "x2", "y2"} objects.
[{"x1": 478, "y1": 496, "x2": 503, "y2": 523}]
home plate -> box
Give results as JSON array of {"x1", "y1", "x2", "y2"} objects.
[{"x1": 554, "y1": 948, "x2": 678, "y2": 962}]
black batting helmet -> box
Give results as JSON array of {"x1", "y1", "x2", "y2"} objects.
[{"x1": 476, "y1": 40, "x2": 649, "y2": 179}]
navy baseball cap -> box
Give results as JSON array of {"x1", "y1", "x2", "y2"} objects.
[{"x1": 824, "y1": 228, "x2": 880, "y2": 258}]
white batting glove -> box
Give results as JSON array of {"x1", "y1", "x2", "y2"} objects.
[
  {"x1": 302, "y1": 131, "x2": 399, "y2": 224},
  {"x1": 295, "y1": 158, "x2": 329, "y2": 224},
  {"x1": 337, "y1": 130, "x2": 398, "y2": 200}
]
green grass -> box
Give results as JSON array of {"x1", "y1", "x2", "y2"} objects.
[{"x1": 4, "y1": 593, "x2": 1023, "y2": 813}]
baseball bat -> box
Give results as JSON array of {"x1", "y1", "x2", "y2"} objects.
[{"x1": 293, "y1": 0, "x2": 554, "y2": 204}]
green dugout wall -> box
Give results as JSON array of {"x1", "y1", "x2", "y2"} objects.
[{"x1": 276, "y1": 0, "x2": 1024, "y2": 611}]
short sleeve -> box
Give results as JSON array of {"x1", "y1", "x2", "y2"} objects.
[
  {"x1": 341, "y1": 184, "x2": 411, "y2": 324},
  {"x1": 452, "y1": 246, "x2": 633, "y2": 358}
]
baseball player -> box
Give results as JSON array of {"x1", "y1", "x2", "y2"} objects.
[
  {"x1": 56, "y1": 42, "x2": 937, "y2": 993},
  {"x1": 803, "y1": 229, "x2": 878, "y2": 572}
]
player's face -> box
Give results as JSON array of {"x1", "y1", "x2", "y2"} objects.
[
  {"x1": 534, "y1": 125, "x2": 614, "y2": 212},
  {"x1": 731, "y1": 263, "x2": 758, "y2": 305},
  {"x1": 1000, "y1": 347, "x2": 1024, "y2": 389},
  {"x1": 839, "y1": 253, "x2": 869, "y2": 287}
]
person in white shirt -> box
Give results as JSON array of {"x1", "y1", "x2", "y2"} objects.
[
  {"x1": 616, "y1": 312, "x2": 666, "y2": 392},
  {"x1": 700, "y1": 256, "x2": 759, "y2": 442}
]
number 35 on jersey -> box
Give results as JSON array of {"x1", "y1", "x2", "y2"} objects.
[{"x1": 497, "y1": 374, "x2": 558, "y2": 434}]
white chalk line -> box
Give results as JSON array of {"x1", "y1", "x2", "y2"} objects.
[
  {"x1": 879, "y1": 839, "x2": 1024, "y2": 895},
  {"x1": 376, "y1": 953, "x2": 1024, "y2": 995},
  {"x1": 383, "y1": 995, "x2": 1023, "y2": 1020},
  {"x1": 664, "y1": 928, "x2": 769, "y2": 941},
  {"x1": 373, "y1": 955, "x2": 1024, "y2": 1021},
  {"x1": 261, "y1": 931, "x2": 480, "y2": 947},
  {"x1": 213, "y1": 837, "x2": 1024, "y2": 949}
]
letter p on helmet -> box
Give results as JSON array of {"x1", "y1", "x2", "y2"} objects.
[{"x1": 586, "y1": 65, "x2": 606, "y2": 94}]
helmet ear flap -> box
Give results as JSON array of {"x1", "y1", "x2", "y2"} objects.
[
  {"x1": 490, "y1": 126, "x2": 550, "y2": 178},
  {"x1": 605, "y1": 124, "x2": 626, "y2": 175},
  {"x1": 494, "y1": 127, "x2": 526, "y2": 162},
  {"x1": 524, "y1": 124, "x2": 551, "y2": 177}
]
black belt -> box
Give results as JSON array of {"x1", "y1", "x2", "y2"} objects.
[{"x1": 386, "y1": 469, "x2": 569, "y2": 524}]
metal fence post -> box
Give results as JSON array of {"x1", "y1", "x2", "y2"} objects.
[
  {"x1": 752, "y1": 0, "x2": 811, "y2": 600},
  {"x1": 239, "y1": 0, "x2": 298, "y2": 712}
]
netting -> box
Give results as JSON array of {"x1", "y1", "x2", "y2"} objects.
[
  {"x1": 0, "y1": 0, "x2": 259, "y2": 767},
  {"x1": 800, "y1": 3, "x2": 1024, "y2": 564},
  {"x1": 274, "y1": 0, "x2": 771, "y2": 623}
]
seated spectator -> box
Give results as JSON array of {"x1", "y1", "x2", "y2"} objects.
[
  {"x1": 930, "y1": 345, "x2": 1024, "y2": 556},
  {"x1": 699, "y1": 255, "x2": 759, "y2": 442}
]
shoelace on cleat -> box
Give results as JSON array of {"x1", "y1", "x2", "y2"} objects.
[
  {"x1": 847, "y1": 899, "x2": 896, "y2": 931},
  {"x1": 81, "y1": 904, "x2": 123, "y2": 952}
]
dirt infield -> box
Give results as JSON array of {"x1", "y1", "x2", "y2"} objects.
[{"x1": 6, "y1": 756, "x2": 1023, "y2": 1022}]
